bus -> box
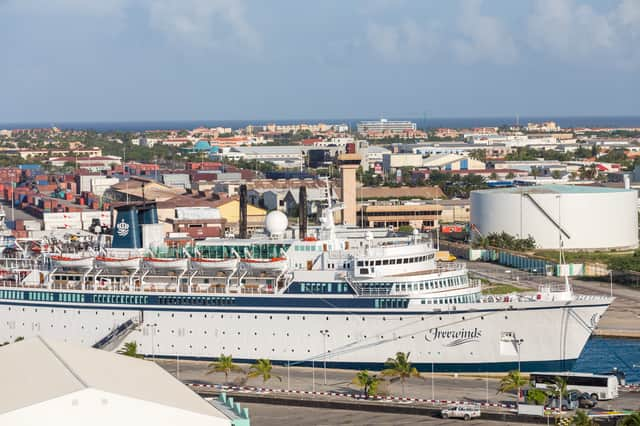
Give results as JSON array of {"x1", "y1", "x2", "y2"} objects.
[{"x1": 529, "y1": 372, "x2": 619, "y2": 401}]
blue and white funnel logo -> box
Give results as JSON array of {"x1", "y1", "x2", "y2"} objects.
[{"x1": 116, "y1": 219, "x2": 130, "y2": 237}]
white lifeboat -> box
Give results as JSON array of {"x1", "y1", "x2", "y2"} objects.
[
  {"x1": 190, "y1": 257, "x2": 239, "y2": 272},
  {"x1": 51, "y1": 254, "x2": 95, "y2": 269},
  {"x1": 144, "y1": 257, "x2": 189, "y2": 270},
  {"x1": 241, "y1": 257, "x2": 287, "y2": 273},
  {"x1": 96, "y1": 256, "x2": 141, "y2": 270}
]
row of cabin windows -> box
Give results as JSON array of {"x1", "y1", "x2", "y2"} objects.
[
  {"x1": 394, "y1": 275, "x2": 467, "y2": 292},
  {"x1": 420, "y1": 294, "x2": 479, "y2": 305},
  {"x1": 293, "y1": 245, "x2": 321, "y2": 252},
  {"x1": 374, "y1": 298, "x2": 410, "y2": 308},
  {"x1": 298, "y1": 282, "x2": 350, "y2": 294},
  {"x1": 356, "y1": 253, "x2": 435, "y2": 268}
]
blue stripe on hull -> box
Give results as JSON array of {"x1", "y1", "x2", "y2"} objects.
[{"x1": 151, "y1": 354, "x2": 577, "y2": 373}]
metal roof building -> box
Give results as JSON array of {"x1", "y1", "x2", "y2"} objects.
[{"x1": 0, "y1": 337, "x2": 233, "y2": 426}]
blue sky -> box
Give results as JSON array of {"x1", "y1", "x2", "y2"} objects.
[{"x1": 1, "y1": 0, "x2": 639, "y2": 122}]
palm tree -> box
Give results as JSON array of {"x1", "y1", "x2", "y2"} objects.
[
  {"x1": 352, "y1": 370, "x2": 381, "y2": 397},
  {"x1": 617, "y1": 410, "x2": 640, "y2": 426},
  {"x1": 497, "y1": 370, "x2": 528, "y2": 406},
  {"x1": 571, "y1": 409, "x2": 596, "y2": 426},
  {"x1": 247, "y1": 359, "x2": 281, "y2": 384},
  {"x1": 552, "y1": 376, "x2": 569, "y2": 409},
  {"x1": 207, "y1": 354, "x2": 244, "y2": 383},
  {"x1": 381, "y1": 352, "x2": 421, "y2": 397},
  {"x1": 117, "y1": 341, "x2": 143, "y2": 358}
]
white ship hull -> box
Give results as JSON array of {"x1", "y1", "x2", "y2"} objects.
[{"x1": 0, "y1": 294, "x2": 609, "y2": 371}]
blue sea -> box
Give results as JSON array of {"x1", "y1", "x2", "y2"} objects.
[
  {"x1": 2, "y1": 116, "x2": 640, "y2": 132},
  {"x1": 574, "y1": 337, "x2": 640, "y2": 384}
]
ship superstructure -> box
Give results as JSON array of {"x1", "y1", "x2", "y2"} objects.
[{"x1": 0, "y1": 199, "x2": 611, "y2": 372}]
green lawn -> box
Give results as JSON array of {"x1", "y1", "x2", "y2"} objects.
[{"x1": 481, "y1": 283, "x2": 529, "y2": 295}]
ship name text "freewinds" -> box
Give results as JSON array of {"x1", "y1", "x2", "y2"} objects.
[{"x1": 425, "y1": 327, "x2": 482, "y2": 347}]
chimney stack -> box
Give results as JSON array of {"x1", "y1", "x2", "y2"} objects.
[
  {"x1": 299, "y1": 186, "x2": 307, "y2": 239},
  {"x1": 239, "y1": 184, "x2": 248, "y2": 238}
]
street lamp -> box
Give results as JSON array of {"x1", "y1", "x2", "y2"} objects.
[
  {"x1": 320, "y1": 329, "x2": 330, "y2": 385},
  {"x1": 146, "y1": 323, "x2": 158, "y2": 360},
  {"x1": 515, "y1": 337, "x2": 524, "y2": 405}
]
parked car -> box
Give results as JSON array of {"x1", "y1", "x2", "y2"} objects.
[
  {"x1": 441, "y1": 405, "x2": 481, "y2": 420},
  {"x1": 577, "y1": 392, "x2": 598, "y2": 409}
]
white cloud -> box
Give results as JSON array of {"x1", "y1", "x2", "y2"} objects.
[
  {"x1": 366, "y1": 19, "x2": 440, "y2": 63},
  {"x1": 527, "y1": 0, "x2": 614, "y2": 58},
  {"x1": 527, "y1": 0, "x2": 640, "y2": 66},
  {"x1": 452, "y1": 0, "x2": 518, "y2": 64},
  {"x1": 146, "y1": 0, "x2": 260, "y2": 51}
]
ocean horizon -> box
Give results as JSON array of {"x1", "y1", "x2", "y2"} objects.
[{"x1": 2, "y1": 115, "x2": 640, "y2": 132}]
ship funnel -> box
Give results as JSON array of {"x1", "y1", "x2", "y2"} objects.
[
  {"x1": 239, "y1": 184, "x2": 248, "y2": 239},
  {"x1": 299, "y1": 186, "x2": 307, "y2": 239}
]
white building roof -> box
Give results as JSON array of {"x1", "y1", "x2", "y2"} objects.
[{"x1": 0, "y1": 337, "x2": 227, "y2": 420}]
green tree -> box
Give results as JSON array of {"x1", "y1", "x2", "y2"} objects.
[
  {"x1": 506, "y1": 172, "x2": 515, "y2": 179},
  {"x1": 117, "y1": 341, "x2": 143, "y2": 358},
  {"x1": 247, "y1": 359, "x2": 281, "y2": 384},
  {"x1": 525, "y1": 388, "x2": 548, "y2": 406},
  {"x1": 352, "y1": 370, "x2": 381, "y2": 397},
  {"x1": 551, "y1": 170, "x2": 562, "y2": 179},
  {"x1": 469, "y1": 149, "x2": 486, "y2": 162},
  {"x1": 571, "y1": 409, "x2": 597, "y2": 426},
  {"x1": 617, "y1": 411, "x2": 640, "y2": 426},
  {"x1": 498, "y1": 370, "x2": 528, "y2": 405},
  {"x1": 551, "y1": 376, "x2": 569, "y2": 410},
  {"x1": 207, "y1": 354, "x2": 244, "y2": 383},
  {"x1": 381, "y1": 351, "x2": 421, "y2": 397}
]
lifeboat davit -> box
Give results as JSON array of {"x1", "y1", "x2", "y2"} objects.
[
  {"x1": 190, "y1": 257, "x2": 239, "y2": 272},
  {"x1": 51, "y1": 254, "x2": 95, "y2": 269},
  {"x1": 96, "y1": 256, "x2": 141, "y2": 270},
  {"x1": 241, "y1": 257, "x2": 287, "y2": 273},
  {"x1": 144, "y1": 257, "x2": 189, "y2": 270}
]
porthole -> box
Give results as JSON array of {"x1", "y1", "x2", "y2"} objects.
[
  {"x1": 421, "y1": 317, "x2": 425, "y2": 321},
  {"x1": 325, "y1": 316, "x2": 329, "y2": 320},
  {"x1": 222, "y1": 331, "x2": 226, "y2": 335},
  {"x1": 254, "y1": 332, "x2": 257, "y2": 336},
  {"x1": 221, "y1": 315, "x2": 224, "y2": 318},
  {"x1": 269, "y1": 316, "x2": 272, "y2": 320},
  {"x1": 237, "y1": 315, "x2": 240, "y2": 319},
  {"x1": 362, "y1": 317, "x2": 365, "y2": 321},
  {"x1": 171, "y1": 314, "x2": 175, "y2": 318},
  {"x1": 505, "y1": 316, "x2": 508, "y2": 319},
  {"x1": 254, "y1": 315, "x2": 258, "y2": 319},
  {"x1": 204, "y1": 314, "x2": 207, "y2": 318},
  {"x1": 287, "y1": 316, "x2": 290, "y2": 320},
  {"x1": 481, "y1": 316, "x2": 484, "y2": 320},
  {"x1": 383, "y1": 317, "x2": 386, "y2": 321},
  {"x1": 302, "y1": 316, "x2": 306, "y2": 320},
  {"x1": 346, "y1": 317, "x2": 349, "y2": 321},
  {"x1": 189, "y1": 314, "x2": 192, "y2": 318},
  {"x1": 462, "y1": 317, "x2": 465, "y2": 320},
  {"x1": 439, "y1": 317, "x2": 442, "y2": 320}
]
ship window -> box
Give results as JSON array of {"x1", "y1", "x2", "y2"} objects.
[
  {"x1": 390, "y1": 259, "x2": 396, "y2": 264},
  {"x1": 357, "y1": 261, "x2": 364, "y2": 267},
  {"x1": 383, "y1": 259, "x2": 389, "y2": 265},
  {"x1": 375, "y1": 260, "x2": 381, "y2": 266}
]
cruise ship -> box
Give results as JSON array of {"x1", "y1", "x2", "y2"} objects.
[{"x1": 0, "y1": 195, "x2": 611, "y2": 372}]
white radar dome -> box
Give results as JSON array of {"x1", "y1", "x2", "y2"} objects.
[{"x1": 265, "y1": 210, "x2": 288, "y2": 236}]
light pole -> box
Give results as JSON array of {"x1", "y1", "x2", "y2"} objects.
[
  {"x1": 287, "y1": 360, "x2": 290, "y2": 391},
  {"x1": 320, "y1": 329, "x2": 330, "y2": 385},
  {"x1": 312, "y1": 359, "x2": 315, "y2": 392},
  {"x1": 146, "y1": 323, "x2": 158, "y2": 360},
  {"x1": 609, "y1": 270, "x2": 613, "y2": 298},
  {"x1": 515, "y1": 337, "x2": 524, "y2": 405}
]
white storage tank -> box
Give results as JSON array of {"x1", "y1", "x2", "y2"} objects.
[{"x1": 470, "y1": 185, "x2": 638, "y2": 250}]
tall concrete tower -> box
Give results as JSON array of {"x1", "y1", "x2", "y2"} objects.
[{"x1": 337, "y1": 153, "x2": 361, "y2": 226}]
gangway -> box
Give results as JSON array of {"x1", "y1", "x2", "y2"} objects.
[{"x1": 92, "y1": 313, "x2": 142, "y2": 352}]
